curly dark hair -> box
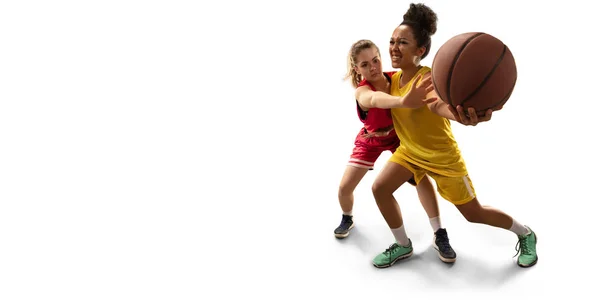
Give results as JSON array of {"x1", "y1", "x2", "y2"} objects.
[{"x1": 400, "y1": 3, "x2": 438, "y2": 59}]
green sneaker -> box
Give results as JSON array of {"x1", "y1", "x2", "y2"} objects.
[
  {"x1": 372, "y1": 240, "x2": 413, "y2": 268},
  {"x1": 515, "y1": 226, "x2": 538, "y2": 268}
]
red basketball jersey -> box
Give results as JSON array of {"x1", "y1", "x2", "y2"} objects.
[{"x1": 355, "y1": 71, "x2": 397, "y2": 133}]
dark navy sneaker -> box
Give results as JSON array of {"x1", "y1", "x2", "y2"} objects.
[
  {"x1": 433, "y1": 228, "x2": 457, "y2": 263},
  {"x1": 334, "y1": 215, "x2": 354, "y2": 239}
]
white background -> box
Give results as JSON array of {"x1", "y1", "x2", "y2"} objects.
[{"x1": 1, "y1": 0, "x2": 598, "y2": 299}]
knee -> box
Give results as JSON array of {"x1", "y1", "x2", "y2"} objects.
[
  {"x1": 460, "y1": 207, "x2": 485, "y2": 224},
  {"x1": 457, "y1": 199, "x2": 485, "y2": 223},
  {"x1": 371, "y1": 181, "x2": 391, "y2": 201},
  {"x1": 462, "y1": 211, "x2": 483, "y2": 223},
  {"x1": 338, "y1": 184, "x2": 353, "y2": 197}
]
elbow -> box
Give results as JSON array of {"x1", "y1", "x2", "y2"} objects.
[
  {"x1": 357, "y1": 96, "x2": 372, "y2": 109},
  {"x1": 368, "y1": 96, "x2": 377, "y2": 108}
]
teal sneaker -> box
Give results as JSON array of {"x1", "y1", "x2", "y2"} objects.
[
  {"x1": 372, "y1": 240, "x2": 413, "y2": 268},
  {"x1": 515, "y1": 226, "x2": 538, "y2": 268}
]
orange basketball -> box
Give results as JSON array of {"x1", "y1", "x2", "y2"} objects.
[{"x1": 431, "y1": 32, "x2": 517, "y2": 117}]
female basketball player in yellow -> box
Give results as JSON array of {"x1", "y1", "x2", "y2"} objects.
[{"x1": 365, "y1": 3, "x2": 538, "y2": 268}]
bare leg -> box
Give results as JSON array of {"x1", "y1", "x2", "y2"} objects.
[
  {"x1": 416, "y1": 175, "x2": 456, "y2": 263},
  {"x1": 455, "y1": 197, "x2": 538, "y2": 267},
  {"x1": 338, "y1": 166, "x2": 369, "y2": 214},
  {"x1": 371, "y1": 161, "x2": 413, "y2": 229},
  {"x1": 415, "y1": 175, "x2": 440, "y2": 219},
  {"x1": 455, "y1": 198, "x2": 513, "y2": 229},
  {"x1": 334, "y1": 166, "x2": 369, "y2": 238},
  {"x1": 370, "y1": 161, "x2": 415, "y2": 268}
]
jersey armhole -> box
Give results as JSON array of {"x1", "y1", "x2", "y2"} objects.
[{"x1": 356, "y1": 100, "x2": 368, "y2": 120}]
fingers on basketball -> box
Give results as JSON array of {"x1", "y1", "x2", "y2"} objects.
[
  {"x1": 448, "y1": 104, "x2": 460, "y2": 119},
  {"x1": 484, "y1": 109, "x2": 493, "y2": 120},
  {"x1": 456, "y1": 105, "x2": 468, "y2": 122},
  {"x1": 467, "y1": 107, "x2": 478, "y2": 123}
]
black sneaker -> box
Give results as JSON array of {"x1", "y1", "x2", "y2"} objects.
[
  {"x1": 334, "y1": 215, "x2": 354, "y2": 239},
  {"x1": 433, "y1": 228, "x2": 456, "y2": 263}
]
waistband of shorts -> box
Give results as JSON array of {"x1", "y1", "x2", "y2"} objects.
[{"x1": 363, "y1": 126, "x2": 395, "y2": 137}]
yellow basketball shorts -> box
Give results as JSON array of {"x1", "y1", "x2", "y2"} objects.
[{"x1": 389, "y1": 154, "x2": 476, "y2": 205}]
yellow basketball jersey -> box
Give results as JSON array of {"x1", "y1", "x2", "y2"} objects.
[{"x1": 390, "y1": 66, "x2": 467, "y2": 177}]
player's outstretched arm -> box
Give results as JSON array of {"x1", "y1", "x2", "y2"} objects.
[
  {"x1": 426, "y1": 91, "x2": 494, "y2": 126},
  {"x1": 356, "y1": 74, "x2": 436, "y2": 109},
  {"x1": 426, "y1": 93, "x2": 456, "y2": 120},
  {"x1": 355, "y1": 86, "x2": 403, "y2": 109}
]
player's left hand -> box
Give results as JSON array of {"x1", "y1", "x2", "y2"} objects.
[{"x1": 449, "y1": 105, "x2": 493, "y2": 126}]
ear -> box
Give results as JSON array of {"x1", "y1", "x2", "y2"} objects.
[
  {"x1": 416, "y1": 46, "x2": 426, "y2": 58},
  {"x1": 354, "y1": 65, "x2": 361, "y2": 76}
]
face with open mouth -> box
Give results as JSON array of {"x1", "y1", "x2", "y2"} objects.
[{"x1": 389, "y1": 24, "x2": 425, "y2": 69}]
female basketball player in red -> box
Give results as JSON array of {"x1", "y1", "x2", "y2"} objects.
[
  {"x1": 366, "y1": 3, "x2": 538, "y2": 269},
  {"x1": 334, "y1": 39, "x2": 457, "y2": 263}
]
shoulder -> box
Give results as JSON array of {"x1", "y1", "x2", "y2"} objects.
[
  {"x1": 416, "y1": 66, "x2": 432, "y2": 83},
  {"x1": 355, "y1": 84, "x2": 372, "y2": 97},
  {"x1": 357, "y1": 78, "x2": 375, "y2": 90},
  {"x1": 419, "y1": 66, "x2": 432, "y2": 75}
]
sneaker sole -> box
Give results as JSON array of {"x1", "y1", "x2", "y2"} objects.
[
  {"x1": 518, "y1": 256, "x2": 538, "y2": 268},
  {"x1": 517, "y1": 231, "x2": 538, "y2": 268},
  {"x1": 433, "y1": 244, "x2": 456, "y2": 263},
  {"x1": 372, "y1": 250, "x2": 413, "y2": 268},
  {"x1": 432, "y1": 237, "x2": 456, "y2": 263},
  {"x1": 334, "y1": 222, "x2": 354, "y2": 239}
]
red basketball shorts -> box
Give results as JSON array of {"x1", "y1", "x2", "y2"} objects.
[{"x1": 347, "y1": 129, "x2": 399, "y2": 170}]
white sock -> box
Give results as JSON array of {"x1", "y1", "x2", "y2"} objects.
[
  {"x1": 343, "y1": 210, "x2": 353, "y2": 216},
  {"x1": 390, "y1": 225, "x2": 410, "y2": 246},
  {"x1": 509, "y1": 219, "x2": 530, "y2": 236},
  {"x1": 429, "y1": 216, "x2": 442, "y2": 232}
]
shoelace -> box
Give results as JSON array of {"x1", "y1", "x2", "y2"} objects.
[
  {"x1": 384, "y1": 243, "x2": 400, "y2": 262},
  {"x1": 436, "y1": 232, "x2": 451, "y2": 250},
  {"x1": 513, "y1": 235, "x2": 530, "y2": 257},
  {"x1": 341, "y1": 216, "x2": 352, "y2": 225},
  {"x1": 338, "y1": 216, "x2": 352, "y2": 230}
]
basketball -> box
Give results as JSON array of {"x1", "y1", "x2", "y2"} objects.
[{"x1": 431, "y1": 32, "x2": 517, "y2": 117}]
